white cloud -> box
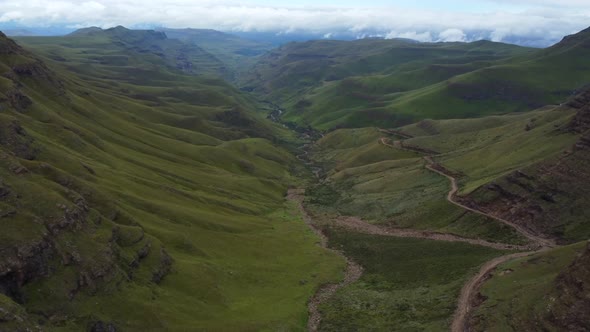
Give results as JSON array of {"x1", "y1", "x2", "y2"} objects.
[
  {"x1": 0, "y1": 0, "x2": 589, "y2": 46},
  {"x1": 438, "y1": 28, "x2": 466, "y2": 42},
  {"x1": 490, "y1": 0, "x2": 590, "y2": 7},
  {"x1": 490, "y1": 28, "x2": 510, "y2": 42}
]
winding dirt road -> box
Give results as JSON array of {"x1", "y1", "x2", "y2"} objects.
[
  {"x1": 423, "y1": 156, "x2": 555, "y2": 249},
  {"x1": 381, "y1": 136, "x2": 554, "y2": 248},
  {"x1": 379, "y1": 133, "x2": 559, "y2": 331}
]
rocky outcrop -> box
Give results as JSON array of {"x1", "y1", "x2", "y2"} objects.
[
  {"x1": 5, "y1": 90, "x2": 33, "y2": 111},
  {"x1": 4, "y1": 60, "x2": 65, "y2": 98},
  {"x1": 0, "y1": 120, "x2": 39, "y2": 160},
  {"x1": 0, "y1": 294, "x2": 41, "y2": 331},
  {"x1": 0, "y1": 237, "x2": 54, "y2": 303},
  {"x1": 151, "y1": 248, "x2": 173, "y2": 284},
  {"x1": 0, "y1": 32, "x2": 23, "y2": 55},
  {"x1": 0, "y1": 32, "x2": 65, "y2": 104},
  {"x1": 89, "y1": 321, "x2": 118, "y2": 332}
]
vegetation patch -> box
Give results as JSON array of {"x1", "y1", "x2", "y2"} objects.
[{"x1": 318, "y1": 228, "x2": 503, "y2": 331}]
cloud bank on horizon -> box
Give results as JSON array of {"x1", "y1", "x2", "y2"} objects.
[{"x1": 1, "y1": 0, "x2": 589, "y2": 46}]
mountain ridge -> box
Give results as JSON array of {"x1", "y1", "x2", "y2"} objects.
[{"x1": 243, "y1": 25, "x2": 590, "y2": 130}]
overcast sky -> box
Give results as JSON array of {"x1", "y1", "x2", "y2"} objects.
[{"x1": 1, "y1": 0, "x2": 589, "y2": 46}]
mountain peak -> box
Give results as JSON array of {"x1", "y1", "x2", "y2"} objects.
[
  {"x1": 106, "y1": 25, "x2": 130, "y2": 33},
  {"x1": 104, "y1": 26, "x2": 167, "y2": 41},
  {"x1": 68, "y1": 26, "x2": 103, "y2": 36},
  {"x1": 553, "y1": 26, "x2": 590, "y2": 49},
  {"x1": 0, "y1": 31, "x2": 24, "y2": 55}
]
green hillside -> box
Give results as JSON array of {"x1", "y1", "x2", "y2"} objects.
[
  {"x1": 0, "y1": 31, "x2": 343, "y2": 331},
  {"x1": 243, "y1": 38, "x2": 535, "y2": 129},
  {"x1": 244, "y1": 28, "x2": 590, "y2": 130}
]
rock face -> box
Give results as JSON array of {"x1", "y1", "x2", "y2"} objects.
[
  {"x1": 565, "y1": 86, "x2": 590, "y2": 133},
  {"x1": 0, "y1": 31, "x2": 65, "y2": 112},
  {"x1": 546, "y1": 242, "x2": 590, "y2": 331},
  {"x1": 0, "y1": 237, "x2": 53, "y2": 303}
]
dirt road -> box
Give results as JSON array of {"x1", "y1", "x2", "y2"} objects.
[{"x1": 450, "y1": 249, "x2": 544, "y2": 332}]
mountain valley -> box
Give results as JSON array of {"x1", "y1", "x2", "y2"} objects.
[{"x1": 0, "y1": 24, "x2": 589, "y2": 332}]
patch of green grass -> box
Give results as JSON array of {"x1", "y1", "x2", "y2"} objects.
[
  {"x1": 312, "y1": 127, "x2": 421, "y2": 170},
  {"x1": 24, "y1": 202, "x2": 345, "y2": 331},
  {"x1": 318, "y1": 228, "x2": 503, "y2": 331},
  {"x1": 398, "y1": 106, "x2": 578, "y2": 194}
]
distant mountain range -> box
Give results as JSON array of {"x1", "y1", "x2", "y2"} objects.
[{"x1": 2, "y1": 25, "x2": 570, "y2": 48}]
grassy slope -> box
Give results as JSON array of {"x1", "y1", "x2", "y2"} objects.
[
  {"x1": 318, "y1": 228, "x2": 503, "y2": 331},
  {"x1": 0, "y1": 32, "x2": 343, "y2": 330},
  {"x1": 400, "y1": 105, "x2": 579, "y2": 193},
  {"x1": 396, "y1": 99, "x2": 590, "y2": 242},
  {"x1": 308, "y1": 128, "x2": 527, "y2": 245},
  {"x1": 243, "y1": 38, "x2": 535, "y2": 129},
  {"x1": 470, "y1": 241, "x2": 588, "y2": 331}
]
